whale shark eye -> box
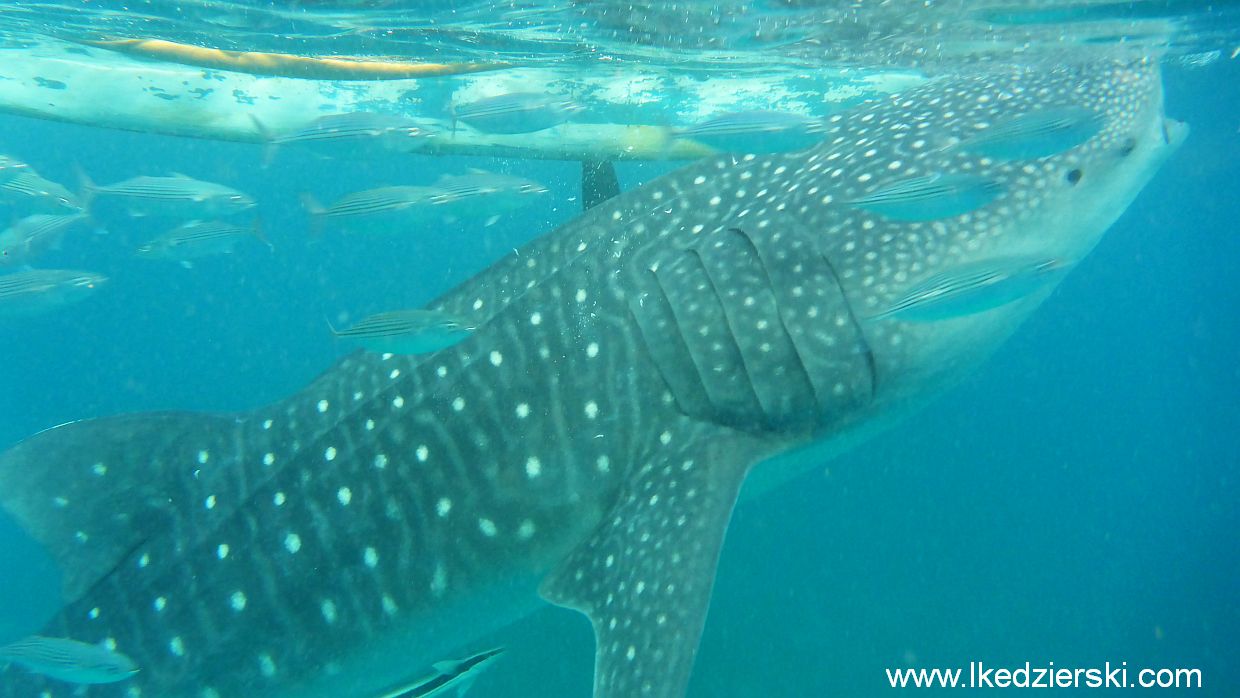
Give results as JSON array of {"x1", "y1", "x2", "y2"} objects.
[
  {"x1": 1066, "y1": 168, "x2": 1083, "y2": 185},
  {"x1": 1118, "y1": 137, "x2": 1137, "y2": 157}
]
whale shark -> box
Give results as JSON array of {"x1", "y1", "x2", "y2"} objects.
[{"x1": 0, "y1": 58, "x2": 1183, "y2": 698}]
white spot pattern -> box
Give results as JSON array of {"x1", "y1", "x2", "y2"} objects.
[
  {"x1": 478, "y1": 518, "x2": 498, "y2": 537},
  {"x1": 320, "y1": 599, "x2": 338, "y2": 624}
]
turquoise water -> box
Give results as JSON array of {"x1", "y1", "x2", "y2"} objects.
[{"x1": 1, "y1": 3, "x2": 1238, "y2": 696}]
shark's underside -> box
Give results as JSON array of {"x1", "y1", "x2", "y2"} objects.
[{"x1": 0, "y1": 57, "x2": 1182, "y2": 698}]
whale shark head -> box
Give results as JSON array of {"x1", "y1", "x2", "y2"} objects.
[
  {"x1": 822, "y1": 59, "x2": 1187, "y2": 414},
  {"x1": 732, "y1": 59, "x2": 1186, "y2": 433},
  {"x1": 598, "y1": 59, "x2": 1184, "y2": 448}
]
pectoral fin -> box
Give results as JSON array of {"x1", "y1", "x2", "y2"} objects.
[{"x1": 540, "y1": 432, "x2": 761, "y2": 698}]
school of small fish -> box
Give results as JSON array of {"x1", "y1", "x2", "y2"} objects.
[{"x1": 0, "y1": 92, "x2": 570, "y2": 334}]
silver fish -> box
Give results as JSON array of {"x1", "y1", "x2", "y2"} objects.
[
  {"x1": 872, "y1": 257, "x2": 1071, "y2": 322},
  {"x1": 432, "y1": 171, "x2": 550, "y2": 199},
  {"x1": 429, "y1": 171, "x2": 550, "y2": 224},
  {"x1": 302, "y1": 186, "x2": 444, "y2": 235},
  {"x1": 373, "y1": 647, "x2": 503, "y2": 698},
  {"x1": 955, "y1": 106, "x2": 1105, "y2": 160},
  {"x1": 0, "y1": 213, "x2": 89, "y2": 267},
  {"x1": 0, "y1": 269, "x2": 107, "y2": 317},
  {"x1": 672, "y1": 110, "x2": 826, "y2": 154},
  {"x1": 330, "y1": 309, "x2": 476, "y2": 355},
  {"x1": 0, "y1": 172, "x2": 84, "y2": 212},
  {"x1": 0, "y1": 636, "x2": 137, "y2": 685},
  {"x1": 0, "y1": 60, "x2": 1184, "y2": 698},
  {"x1": 451, "y1": 92, "x2": 581, "y2": 134},
  {"x1": 847, "y1": 172, "x2": 1005, "y2": 221},
  {"x1": 254, "y1": 112, "x2": 434, "y2": 165},
  {"x1": 136, "y1": 219, "x2": 269, "y2": 266},
  {"x1": 83, "y1": 173, "x2": 256, "y2": 218}
]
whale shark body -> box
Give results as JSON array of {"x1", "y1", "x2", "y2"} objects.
[{"x1": 0, "y1": 59, "x2": 1183, "y2": 698}]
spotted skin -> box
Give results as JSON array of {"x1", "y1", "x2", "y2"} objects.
[{"x1": 0, "y1": 60, "x2": 1182, "y2": 698}]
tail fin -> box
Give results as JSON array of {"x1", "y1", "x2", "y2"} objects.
[
  {"x1": 248, "y1": 114, "x2": 280, "y2": 168},
  {"x1": 72, "y1": 165, "x2": 97, "y2": 212},
  {"x1": 0, "y1": 413, "x2": 243, "y2": 605},
  {"x1": 249, "y1": 215, "x2": 273, "y2": 251},
  {"x1": 325, "y1": 314, "x2": 345, "y2": 338},
  {"x1": 658, "y1": 126, "x2": 686, "y2": 160},
  {"x1": 299, "y1": 194, "x2": 326, "y2": 237}
]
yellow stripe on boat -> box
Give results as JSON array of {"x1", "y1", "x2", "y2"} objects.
[{"x1": 81, "y1": 38, "x2": 510, "y2": 81}]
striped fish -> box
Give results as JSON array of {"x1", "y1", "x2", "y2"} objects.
[
  {"x1": 0, "y1": 172, "x2": 83, "y2": 212},
  {"x1": 82, "y1": 173, "x2": 255, "y2": 218},
  {"x1": 136, "y1": 218, "x2": 269, "y2": 266},
  {"x1": 428, "y1": 172, "x2": 550, "y2": 225},
  {"x1": 434, "y1": 171, "x2": 555, "y2": 215},
  {"x1": 956, "y1": 106, "x2": 1104, "y2": 160},
  {"x1": 0, "y1": 213, "x2": 89, "y2": 267},
  {"x1": 672, "y1": 110, "x2": 827, "y2": 153},
  {"x1": 0, "y1": 636, "x2": 137, "y2": 684},
  {"x1": 451, "y1": 92, "x2": 581, "y2": 134},
  {"x1": 0, "y1": 154, "x2": 30, "y2": 183},
  {"x1": 330, "y1": 309, "x2": 476, "y2": 355},
  {"x1": 0, "y1": 269, "x2": 107, "y2": 317},
  {"x1": 373, "y1": 647, "x2": 503, "y2": 698},
  {"x1": 432, "y1": 171, "x2": 550, "y2": 199},
  {"x1": 254, "y1": 112, "x2": 434, "y2": 165},
  {"x1": 873, "y1": 257, "x2": 1070, "y2": 322},
  {"x1": 847, "y1": 172, "x2": 1004, "y2": 221},
  {"x1": 302, "y1": 186, "x2": 443, "y2": 234}
]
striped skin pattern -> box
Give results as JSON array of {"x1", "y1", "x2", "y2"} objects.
[{"x1": 0, "y1": 59, "x2": 1183, "y2": 698}]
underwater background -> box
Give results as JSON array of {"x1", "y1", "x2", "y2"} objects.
[{"x1": 0, "y1": 3, "x2": 1237, "y2": 697}]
